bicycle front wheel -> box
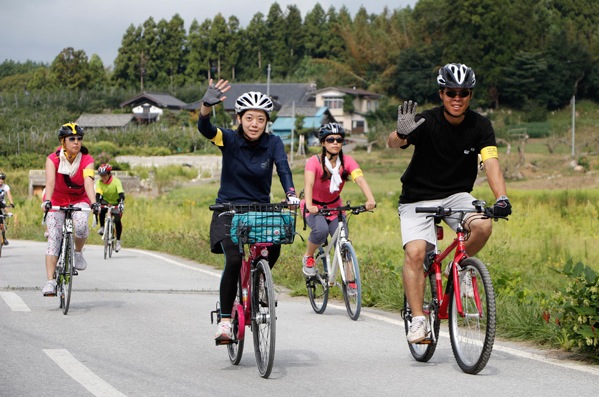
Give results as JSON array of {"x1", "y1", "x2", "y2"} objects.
[
  {"x1": 448, "y1": 257, "x2": 496, "y2": 374},
  {"x1": 62, "y1": 234, "x2": 75, "y2": 315},
  {"x1": 227, "y1": 277, "x2": 245, "y2": 365},
  {"x1": 403, "y1": 272, "x2": 439, "y2": 362},
  {"x1": 103, "y1": 219, "x2": 110, "y2": 260},
  {"x1": 108, "y1": 219, "x2": 115, "y2": 258},
  {"x1": 252, "y1": 259, "x2": 276, "y2": 378},
  {"x1": 306, "y1": 249, "x2": 329, "y2": 314},
  {"x1": 340, "y1": 242, "x2": 361, "y2": 320}
]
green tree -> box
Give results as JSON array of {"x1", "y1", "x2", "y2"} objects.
[
  {"x1": 50, "y1": 47, "x2": 91, "y2": 90},
  {"x1": 186, "y1": 19, "x2": 212, "y2": 83},
  {"x1": 112, "y1": 24, "x2": 143, "y2": 89}
]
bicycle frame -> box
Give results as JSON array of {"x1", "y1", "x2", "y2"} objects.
[
  {"x1": 234, "y1": 242, "x2": 272, "y2": 341},
  {"x1": 428, "y1": 224, "x2": 479, "y2": 320},
  {"x1": 320, "y1": 219, "x2": 349, "y2": 284}
]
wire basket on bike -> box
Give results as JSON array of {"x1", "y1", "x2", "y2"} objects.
[{"x1": 228, "y1": 203, "x2": 297, "y2": 245}]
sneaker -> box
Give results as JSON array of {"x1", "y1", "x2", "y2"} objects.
[
  {"x1": 3, "y1": 239, "x2": 8, "y2": 246},
  {"x1": 115, "y1": 240, "x2": 121, "y2": 252},
  {"x1": 42, "y1": 280, "x2": 57, "y2": 296},
  {"x1": 460, "y1": 271, "x2": 474, "y2": 298},
  {"x1": 302, "y1": 255, "x2": 316, "y2": 276},
  {"x1": 74, "y1": 251, "x2": 87, "y2": 270},
  {"x1": 407, "y1": 316, "x2": 428, "y2": 343},
  {"x1": 214, "y1": 321, "x2": 233, "y2": 341},
  {"x1": 97, "y1": 228, "x2": 104, "y2": 236}
]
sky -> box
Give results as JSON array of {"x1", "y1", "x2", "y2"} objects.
[{"x1": 1, "y1": 0, "x2": 418, "y2": 68}]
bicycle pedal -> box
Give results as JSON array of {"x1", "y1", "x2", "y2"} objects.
[{"x1": 215, "y1": 338, "x2": 236, "y2": 346}]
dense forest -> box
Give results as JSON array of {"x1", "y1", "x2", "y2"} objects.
[{"x1": 1, "y1": 0, "x2": 598, "y2": 161}]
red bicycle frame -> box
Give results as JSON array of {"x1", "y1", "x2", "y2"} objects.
[
  {"x1": 233, "y1": 242, "x2": 273, "y2": 341},
  {"x1": 428, "y1": 227, "x2": 484, "y2": 320}
]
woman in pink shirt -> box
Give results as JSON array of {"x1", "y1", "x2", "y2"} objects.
[
  {"x1": 41, "y1": 123, "x2": 98, "y2": 297},
  {"x1": 302, "y1": 123, "x2": 376, "y2": 276}
]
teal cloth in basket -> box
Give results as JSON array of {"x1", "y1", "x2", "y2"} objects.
[{"x1": 230, "y1": 211, "x2": 295, "y2": 244}]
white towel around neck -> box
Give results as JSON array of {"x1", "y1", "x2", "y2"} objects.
[
  {"x1": 57, "y1": 148, "x2": 82, "y2": 177},
  {"x1": 324, "y1": 156, "x2": 342, "y2": 193}
]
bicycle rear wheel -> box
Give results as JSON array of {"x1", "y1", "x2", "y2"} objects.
[
  {"x1": 103, "y1": 218, "x2": 110, "y2": 260},
  {"x1": 252, "y1": 259, "x2": 276, "y2": 378},
  {"x1": 448, "y1": 257, "x2": 496, "y2": 374},
  {"x1": 306, "y1": 248, "x2": 329, "y2": 314},
  {"x1": 403, "y1": 272, "x2": 439, "y2": 362},
  {"x1": 62, "y1": 234, "x2": 75, "y2": 315},
  {"x1": 340, "y1": 242, "x2": 361, "y2": 320},
  {"x1": 227, "y1": 278, "x2": 245, "y2": 365},
  {"x1": 108, "y1": 219, "x2": 115, "y2": 258}
]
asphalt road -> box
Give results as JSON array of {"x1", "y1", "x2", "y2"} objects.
[{"x1": 1, "y1": 240, "x2": 598, "y2": 396}]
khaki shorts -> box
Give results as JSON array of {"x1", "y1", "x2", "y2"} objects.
[{"x1": 397, "y1": 192, "x2": 478, "y2": 249}]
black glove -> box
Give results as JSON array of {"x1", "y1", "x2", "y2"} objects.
[
  {"x1": 396, "y1": 100, "x2": 425, "y2": 139},
  {"x1": 202, "y1": 83, "x2": 225, "y2": 107},
  {"x1": 493, "y1": 196, "x2": 512, "y2": 217},
  {"x1": 8, "y1": 204, "x2": 14, "y2": 208},
  {"x1": 42, "y1": 200, "x2": 52, "y2": 210},
  {"x1": 91, "y1": 202, "x2": 101, "y2": 215}
]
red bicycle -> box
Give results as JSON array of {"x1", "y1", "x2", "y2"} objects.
[
  {"x1": 209, "y1": 202, "x2": 297, "y2": 378},
  {"x1": 401, "y1": 200, "x2": 507, "y2": 374}
]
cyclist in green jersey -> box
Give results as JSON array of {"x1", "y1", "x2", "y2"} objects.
[{"x1": 94, "y1": 164, "x2": 125, "y2": 252}]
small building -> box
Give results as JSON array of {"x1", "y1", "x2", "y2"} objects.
[
  {"x1": 312, "y1": 87, "x2": 381, "y2": 134},
  {"x1": 120, "y1": 92, "x2": 188, "y2": 122}
]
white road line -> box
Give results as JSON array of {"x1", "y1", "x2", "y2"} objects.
[
  {"x1": 128, "y1": 249, "x2": 221, "y2": 277},
  {"x1": 0, "y1": 291, "x2": 31, "y2": 312},
  {"x1": 44, "y1": 349, "x2": 126, "y2": 397}
]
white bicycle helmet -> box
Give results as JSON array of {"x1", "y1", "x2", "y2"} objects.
[
  {"x1": 235, "y1": 91, "x2": 273, "y2": 116},
  {"x1": 437, "y1": 63, "x2": 476, "y2": 89}
]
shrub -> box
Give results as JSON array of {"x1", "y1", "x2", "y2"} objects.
[{"x1": 549, "y1": 259, "x2": 599, "y2": 357}]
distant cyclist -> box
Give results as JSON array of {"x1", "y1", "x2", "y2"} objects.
[
  {"x1": 0, "y1": 172, "x2": 15, "y2": 245},
  {"x1": 198, "y1": 79, "x2": 300, "y2": 342},
  {"x1": 387, "y1": 63, "x2": 511, "y2": 343},
  {"x1": 301, "y1": 123, "x2": 376, "y2": 276},
  {"x1": 41, "y1": 123, "x2": 98, "y2": 296},
  {"x1": 95, "y1": 163, "x2": 125, "y2": 252}
]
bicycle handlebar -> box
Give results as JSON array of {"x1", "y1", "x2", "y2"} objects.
[
  {"x1": 415, "y1": 202, "x2": 508, "y2": 221},
  {"x1": 316, "y1": 203, "x2": 371, "y2": 216},
  {"x1": 209, "y1": 202, "x2": 297, "y2": 213}
]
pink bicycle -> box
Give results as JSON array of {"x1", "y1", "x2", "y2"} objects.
[{"x1": 209, "y1": 202, "x2": 297, "y2": 378}]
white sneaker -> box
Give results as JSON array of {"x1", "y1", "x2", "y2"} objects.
[
  {"x1": 42, "y1": 280, "x2": 57, "y2": 296},
  {"x1": 460, "y1": 271, "x2": 474, "y2": 298},
  {"x1": 302, "y1": 255, "x2": 316, "y2": 276},
  {"x1": 407, "y1": 316, "x2": 428, "y2": 343},
  {"x1": 74, "y1": 251, "x2": 87, "y2": 270},
  {"x1": 97, "y1": 228, "x2": 104, "y2": 236},
  {"x1": 214, "y1": 321, "x2": 233, "y2": 341},
  {"x1": 115, "y1": 240, "x2": 121, "y2": 252}
]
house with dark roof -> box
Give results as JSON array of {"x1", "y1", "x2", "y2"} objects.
[
  {"x1": 120, "y1": 92, "x2": 189, "y2": 122},
  {"x1": 185, "y1": 83, "x2": 316, "y2": 116}
]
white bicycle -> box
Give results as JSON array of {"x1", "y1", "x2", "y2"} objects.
[{"x1": 304, "y1": 202, "x2": 371, "y2": 320}]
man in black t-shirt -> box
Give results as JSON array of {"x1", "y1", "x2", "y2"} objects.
[{"x1": 387, "y1": 63, "x2": 512, "y2": 344}]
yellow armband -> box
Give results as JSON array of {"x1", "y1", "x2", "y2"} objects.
[
  {"x1": 83, "y1": 168, "x2": 95, "y2": 179},
  {"x1": 350, "y1": 168, "x2": 364, "y2": 181},
  {"x1": 480, "y1": 146, "x2": 498, "y2": 162},
  {"x1": 211, "y1": 129, "x2": 224, "y2": 147}
]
